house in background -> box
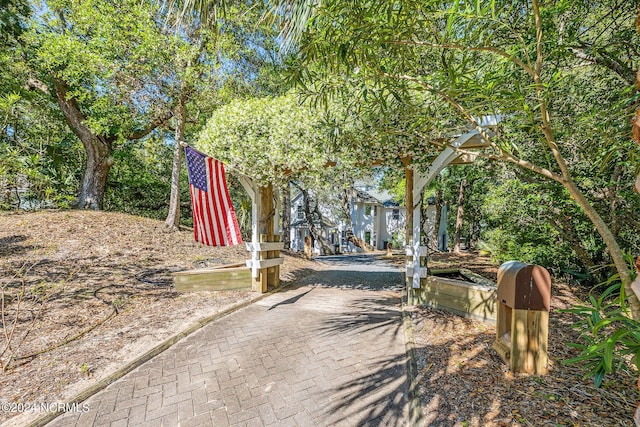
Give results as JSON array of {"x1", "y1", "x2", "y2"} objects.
[
  {"x1": 290, "y1": 182, "x2": 434, "y2": 254},
  {"x1": 346, "y1": 182, "x2": 406, "y2": 251},
  {"x1": 289, "y1": 191, "x2": 340, "y2": 254}
]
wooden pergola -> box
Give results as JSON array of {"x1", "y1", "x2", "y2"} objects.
[
  {"x1": 404, "y1": 116, "x2": 501, "y2": 295},
  {"x1": 227, "y1": 116, "x2": 501, "y2": 295}
]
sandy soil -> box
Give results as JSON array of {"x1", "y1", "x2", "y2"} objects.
[{"x1": 0, "y1": 210, "x2": 316, "y2": 425}]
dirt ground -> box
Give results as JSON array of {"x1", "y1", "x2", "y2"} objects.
[
  {"x1": 0, "y1": 210, "x2": 316, "y2": 425},
  {"x1": 405, "y1": 252, "x2": 640, "y2": 426},
  {"x1": 0, "y1": 211, "x2": 637, "y2": 426}
]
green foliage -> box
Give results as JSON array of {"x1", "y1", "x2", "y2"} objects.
[
  {"x1": 103, "y1": 138, "x2": 253, "y2": 236},
  {"x1": 0, "y1": 88, "x2": 82, "y2": 210},
  {"x1": 0, "y1": 0, "x2": 286, "y2": 216},
  {"x1": 104, "y1": 140, "x2": 174, "y2": 219},
  {"x1": 481, "y1": 178, "x2": 572, "y2": 271},
  {"x1": 198, "y1": 92, "x2": 334, "y2": 185},
  {"x1": 24, "y1": 0, "x2": 182, "y2": 138},
  {"x1": 388, "y1": 230, "x2": 405, "y2": 250},
  {"x1": 0, "y1": 0, "x2": 28, "y2": 43},
  {"x1": 378, "y1": 170, "x2": 406, "y2": 206},
  {"x1": 562, "y1": 254, "x2": 640, "y2": 387},
  {"x1": 285, "y1": 0, "x2": 639, "y2": 274}
]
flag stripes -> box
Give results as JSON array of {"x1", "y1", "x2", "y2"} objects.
[{"x1": 185, "y1": 146, "x2": 242, "y2": 247}]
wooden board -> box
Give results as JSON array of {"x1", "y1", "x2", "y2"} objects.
[
  {"x1": 510, "y1": 309, "x2": 549, "y2": 374},
  {"x1": 246, "y1": 242, "x2": 285, "y2": 252},
  {"x1": 173, "y1": 266, "x2": 251, "y2": 292},
  {"x1": 406, "y1": 266, "x2": 428, "y2": 278},
  {"x1": 407, "y1": 275, "x2": 497, "y2": 322},
  {"x1": 405, "y1": 246, "x2": 428, "y2": 257},
  {"x1": 245, "y1": 257, "x2": 284, "y2": 270}
]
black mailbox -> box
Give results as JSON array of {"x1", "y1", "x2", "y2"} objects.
[{"x1": 497, "y1": 261, "x2": 551, "y2": 311}]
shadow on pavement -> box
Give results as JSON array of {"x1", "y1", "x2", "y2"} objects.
[
  {"x1": 298, "y1": 270, "x2": 404, "y2": 292},
  {"x1": 267, "y1": 287, "x2": 315, "y2": 310}
]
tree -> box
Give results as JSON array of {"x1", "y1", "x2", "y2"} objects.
[
  {"x1": 22, "y1": 0, "x2": 187, "y2": 209},
  {"x1": 198, "y1": 92, "x2": 381, "y2": 248},
  {"x1": 198, "y1": 93, "x2": 333, "y2": 185},
  {"x1": 282, "y1": 0, "x2": 640, "y2": 317},
  {"x1": 163, "y1": 2, "x2": 287, "y2": 228},
  {"x1": 1, "y1": 1, "x2": 83, "y2": 209}
]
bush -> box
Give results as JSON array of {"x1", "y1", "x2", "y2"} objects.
[{"x1": 562, "y1": 253, "x2": 640, "y2": 387}]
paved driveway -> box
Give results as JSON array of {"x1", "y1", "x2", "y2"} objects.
[{"x1": 49, "y1": 254, "x2": 409, "y2": 426}]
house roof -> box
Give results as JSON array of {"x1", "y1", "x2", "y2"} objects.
[
  {"x1": 353, "y1": 186, "x2": 401, "y2": 207},
  {"x1": 354, "y1": 189, "x2": 379, "y2": 204}
]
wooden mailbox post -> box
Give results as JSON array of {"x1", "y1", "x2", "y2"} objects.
[{"x1": 493, "y1": 261, "x2": 551, "y2": 375}]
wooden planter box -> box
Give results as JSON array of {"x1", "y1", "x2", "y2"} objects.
[
  {"x1": 173, "y1": 262, "x2": 252, "y2": 292},
  {"x1": 407, "y1": 268, "x2": 497, "y2": 322}
]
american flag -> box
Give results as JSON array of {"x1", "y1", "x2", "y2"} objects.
[{"x1": 184, "y1": 146, "x2": 243, "y2": 246}]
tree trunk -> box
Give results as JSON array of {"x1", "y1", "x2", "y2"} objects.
[
  {"x1": 420, "y1": 189, "x2": 428, "y2": 244},
  {"x1": 281, "y1": 183, "x2": 291, "y2": 250},
  {"x1": 53, "y1": 79, "x2": 114, "y2": 210},
  {"x1": 562, "y1": 176, "x2": 639, "y2": 318},
  {"x1": 165, "y1": 94, "x2": 187, "y2": 229},
  {"x1": 404, "y1": 162, "x2": 413, "y2": 248},
  {"x1": 300, "y1": 188, "x2": 317, "y2": 252},
  {"x1": 296, "y1": 185, "x2": 335, "y2": 255},
  {"x1": 549, "y1": 216, "x2": 598, "y2": 276},
  {"x1": 340, "y1": 184, "x2": 368, "y2": 251},
  {"x1": 77, "y1": 150, "x2": 113, "y2": 209},
  {"x1": 453, "y1": 178, "x2": 467, "y2": 253},
  {"x1": 340, "y1": 186, "x2": 353, "y2": 229},
  {"x1": 604, "y1": 163, "x2": 622, "y2": 238},
  {"x1": 312, "y1": 198, "x2": 335, "y2": 255}
]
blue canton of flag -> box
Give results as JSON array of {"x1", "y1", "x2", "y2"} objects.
[{"x1": 184, "y1": 147, "x2": 208, "y2": 191}]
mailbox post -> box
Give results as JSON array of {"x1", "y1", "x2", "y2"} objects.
[{"x1": 493, "y1": 261, "x2": 551, "y2": 375}]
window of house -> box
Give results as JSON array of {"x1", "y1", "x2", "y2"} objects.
[
  {"x1": 365, "y1": 205, "x2": 372, "y2": 216},
  {"x1": 297, "y1": 206, "x2": 304, "y2": 220},
  {"x1": 365, "y1": 231, "x2": 371, "y2": 245},
  {"x1": 393, "y1": 209, "x2": 400, "y2": 221}
]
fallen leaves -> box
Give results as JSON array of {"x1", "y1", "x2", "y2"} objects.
[{"x1": 409, "y1": 252, "x2": 639, "y2": 426}]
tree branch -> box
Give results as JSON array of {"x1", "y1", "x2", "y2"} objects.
[
  {"x1": 571, "y1": 46, "x2": 636, "y2": 85},
  {"x1": 26, "y1": 76, "x2": 50, "y2": 96},
  {"x1": 386, "y1": 39, "x2": 536, "y2": 78},
  {"x1": 126, "y1": 111, "x2": 174, "y2": 141}
]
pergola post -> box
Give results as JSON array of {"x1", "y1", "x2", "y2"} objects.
[
  {"x1": 412, "y1": 171, "x2": 423, "y2": 290},
  {"x1": 404, "y1": 159, "x2": 413, "y2": 289},
  {"x1": 405, "y1": 123, "x2": 497, "y2": 305},
  {"x1": 239, "y1": 178, "x2": 284, "y2": 293}
]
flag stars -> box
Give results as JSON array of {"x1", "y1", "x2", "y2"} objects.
[{"x1": 185, "y1": 147, "x2": 208, "y2": 191}]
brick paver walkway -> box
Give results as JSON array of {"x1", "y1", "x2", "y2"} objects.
[{"x1": 49, "y1": 254, "x2": 409, "y2": 426}]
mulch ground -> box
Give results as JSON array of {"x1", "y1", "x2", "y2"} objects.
[
  {"x1": 0, "y1": 210, "x2": 316, "y2": 425},
  {"x1": 406, "y1": 251, "x2": 639, "y2": 426}
]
